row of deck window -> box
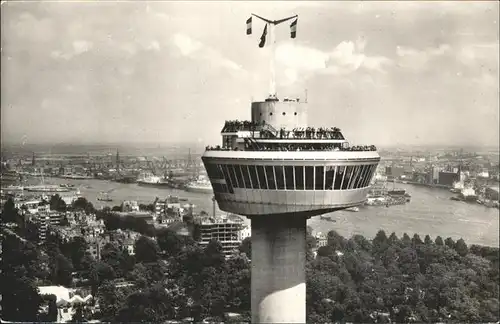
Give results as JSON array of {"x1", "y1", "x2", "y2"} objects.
[{"x1": 205, "y1": 163, "x2": 377, "y2": 194}]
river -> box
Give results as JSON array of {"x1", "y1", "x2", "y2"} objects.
[{"x1": 27, "y1": 178, "x2": 499, "y2": 247}]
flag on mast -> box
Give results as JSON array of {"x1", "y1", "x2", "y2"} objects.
[
  {"x1": 259, "y1": 24, "x2": 268, "y2": 48},
  {"x1": 246, "y1": 17, "x2": 252, "y2": 35},
  {"x1": 290, "y1": 18, "x2": 298, "y2": 38}
]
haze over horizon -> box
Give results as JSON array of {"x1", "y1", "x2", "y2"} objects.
[{"x1": 1, "y1": 1, "x2": 499, "y2": 148}]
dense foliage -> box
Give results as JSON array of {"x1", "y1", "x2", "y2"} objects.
[
  {"x1": 308, "y1": 230, "x2": 499, "y2": 323},
  {"x1": 1, "y1": 197, "x2": 499, "y2": 323}
]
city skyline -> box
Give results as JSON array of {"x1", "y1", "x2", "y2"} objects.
[{"x1": 1, "y1": 1, "x2": 499, "y2": 147}]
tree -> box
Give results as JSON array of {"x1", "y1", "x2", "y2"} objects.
[
  {"x1": 412, "y1": 233, "x2": 423, "y2": 246},
  {"x1": 69, "y1": 236, "x2": 88, "y2": 271},
  {"x1": 115, "y1": 284, "x2": 176, "y2": 322},
  {"x1": 60, "y1": 215, "x2": 70, "y2": 226},
  {"x1": 157, "y1": 228, "x2": 186, "y2": 258},
  {"x1": 307, "y1": 231, "x2": 317, "y2": 261},
  {"x1": 435, "y1": 236, "x2": 444, "y2": 246},
  {"x1": 49, "y1": 194, "x2": 67, "y2": 212},
  {"x1": 1, "y1": 197, "x2": 21, "y2": 224},
  {"x1": 49, "y1": 253, "x2": 74, "y2": 286},
  {"x1": 455, "y1": 238, "x2": 469, "y2": 257},
  {"x1": 134, "y1": 236, "x2": 160, "y2": 263},
  {"x1": 71, "y1": 304, "x2": 90, "y2": 322},
  {"x1": 1, "y1": 235, "x2": 43, "y2": 322},
  {"x1": 1, "y1": 273, "x2": 42, "y2": 322},
  {"x1": 39, "y1": 294, "x2": 58, "y2": 322},
  {"x1": 401, "y1": 233, "x2": 412, "y2": 246},
  {"x1": 89, "y1": 261, "x2": 116, "y2": 296},
  {"x1": 72, "y1": 197, "x2": 95, "y2": 215},
  {"x1": 424, "y1": 234, "x2": 433, "y2": 245},
  {"x1": 225, "y1": 255, "x2": 251, "y2": 312},
  {"x1": 388, "y1": 232, "x2": 400, "y2": 245},
  {"x1": 445, "y1": 237, "x2": 456, "y2": 249},
  {"x1": 128, "y1": 263, "x2": 149, "y2": 288},
  {"x1": 101, "y1": 242, "x2": 123, "y2": 273},
  {"x1": 203, "y1": 240, "x2": 225, "y2": 268},
  {"x1": 327, "y1": 230, "x2": 346, "y2": 250},
  {"x1": 23, "y1": 220, "x2": 40, "y2": 245},
  {"x1": 373, "y1": 230, "x2": 389, "y2": 253},
  {"x1": 239, "y1": 237, "x2": 251, "y2": 258},
  {"x1": 96, "y1": 281, "x2": 125, "y2": 321}
]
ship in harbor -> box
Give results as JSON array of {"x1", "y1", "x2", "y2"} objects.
[
  {"x1": 136, "y1": 173, "x2": 186, "y2": 189},
  {"x1": 365, "y1": 181, "x2": 410, "y2": 207},
  {"x1": 60, "y1": 174, "x2": 93, "y2": 180},
  {"x1": 184, "y1": 175, "x2": 213, "y2": 194},
  {"x1": 97, "y1": 189, "x2": 114, "y2": 202},
  {"x1": 458, "y1": 186, "x2": 479, "y2": 202},
  {"x1": 387, "y1": 180, "x2": 411, "y2": 202},
  {"x1": 25, "y1": 185, "x2": 72, "y2": 193},
  {"x1": 450, "y1": 180, "x2": 465, "y2": 193}
]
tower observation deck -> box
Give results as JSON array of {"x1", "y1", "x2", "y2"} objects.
[{"x1": 201, "y1": 14, "x2": 381, "y2": 324}]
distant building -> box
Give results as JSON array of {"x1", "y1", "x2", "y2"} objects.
[
  {"x1": 59, "y1": 192, "x2": 81, "y2": 206},
  {"x1": 315, "y1": 232, "x2": 327, "y2": 247},
  {"x1": 477, "y1": 169, "x2": 490, "y2": 178},
  {"x1": 485, "y1": 186, "x2": 499, "y2": 201},
  {"x1": 154, "y1": 196, "x2": 182, "y2": 216},
  {"x1": 115, "y1": 211, "x2": 154, "y2": 224},
  {"x1": 34, "y1": 211, "x2": 64, "y2": 242},
  {"x1": 121, "y1": 200, "x2": 139, "y2": 212},
  {"x1": 86, "y1": 236, "x2": 109, "y2": 260},
  {"x1": 14, "y1": 198, "x2": 47, "y2": 215},
  {"x1": 197, "y1": 214, "x2": 245, "y2": 256},
  {"x1": 438, "y1": 171, "x2": 460, "y2": 187},
  {"x1": 238, "y1": 224, "x2": 251, "y2": 241},
  {"x1": 385, "y1": 166, "x2": 404, "y2": 180}
]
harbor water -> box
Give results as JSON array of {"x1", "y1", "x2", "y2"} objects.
[{"x1": 23, "y1": 178, "x2": 499, "y2": 247}]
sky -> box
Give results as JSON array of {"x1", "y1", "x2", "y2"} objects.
[{"x1": 1, "y1": 1, "x2": 499, "y2": 148}]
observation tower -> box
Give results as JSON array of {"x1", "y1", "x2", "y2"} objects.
[{"x1": 202, "y1": 14, "x2": 380, "y2": 324}]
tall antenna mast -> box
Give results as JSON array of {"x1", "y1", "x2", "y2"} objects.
[{"x1": 248, "y1": 13, "x2": 298, "y2": 100}]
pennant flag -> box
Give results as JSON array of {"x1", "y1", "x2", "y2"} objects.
[
  {"x1": 290, "y1": 18, "x2": 297, "y2": 39},
  {"x1": 246, "y1": 17, "x2": 252, "y2": 35},
  {"x1": 259, "y1": 24, "x2": 268, "y2": 48}
]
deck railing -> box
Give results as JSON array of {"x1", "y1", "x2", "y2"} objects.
[{"x1": 206, "y1": 144, "x2": 377, "y2": 152}]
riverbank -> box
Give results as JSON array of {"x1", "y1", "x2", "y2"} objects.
[{"x1": 15, "y1": 177, "x2": 500, "y2": 247}]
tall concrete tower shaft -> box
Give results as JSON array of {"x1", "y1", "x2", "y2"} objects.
[{"x1": 251, "y1": 215, "x2": 307, "y2": 323}]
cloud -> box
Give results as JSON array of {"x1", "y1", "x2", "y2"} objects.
[
  {"x1": 456, "y1": 42, "x2": 499, "y2": 68},
  {"x1": 396, "y1": 44, "x2": 451, "y2": 71},
  {"x1": 171, "y1": 33, "x2": 244, "y2": 72},
  {"x1": 72, "y1": 40, "x2": 92, "y2": 55},
  {"x1": 275, "y1": 37, "x2": 392, "y2": 85},
  {"x1": 50, "y1": 40, "x2": 93, "y2": 60}
]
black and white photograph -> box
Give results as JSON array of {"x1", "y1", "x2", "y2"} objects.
[{"x1": 1, "y1": 1, "x2": 499, "y2": 323}]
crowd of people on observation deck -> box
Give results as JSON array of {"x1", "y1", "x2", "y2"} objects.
[
  {"x1": 221, "y1": 120, "x2": 345, "y2": 140},
  {"x1": 275, "y1": 127, "x2": 344, "y2": 140},
  {"x1": 221, "y1": 120, "x2": 262, "y2": 133},
  {"x1": 205, "y1": 143, "x2": 377, "y2": 152}
]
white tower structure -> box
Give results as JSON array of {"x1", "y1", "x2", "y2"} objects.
[{"x1": 202, "y1": 14, "x2": 381, "y2": 324}]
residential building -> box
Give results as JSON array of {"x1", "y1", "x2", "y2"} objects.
[
  {"x1": 315, "y1": 232, "x2": 327, "y2": 247},
  {"x1": 34, "y1": 211, "x2": 64, "y2": 242},
  {"x1": 238, "y1": 224, "x2": 251, "y2": 241},
  {"x1": 121, "y1": 200, "x2": 139, "y2": 212},
  {"x1": 197, "y1": 214, "x2": 245, "y2": 256}
]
